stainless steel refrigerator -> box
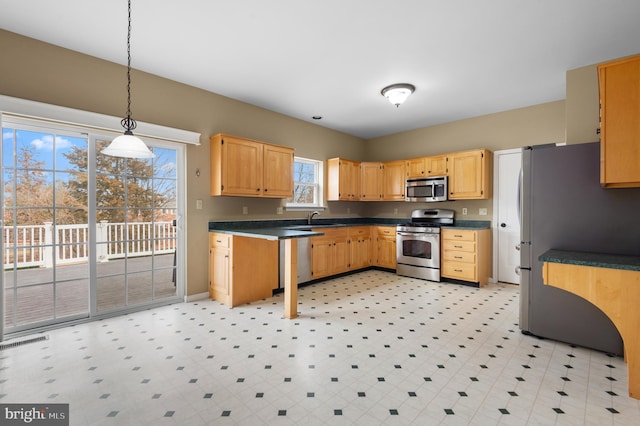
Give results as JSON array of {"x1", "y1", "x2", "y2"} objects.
[{"x1": 519, "y1": 142, "x2": 640, "y2": 356}]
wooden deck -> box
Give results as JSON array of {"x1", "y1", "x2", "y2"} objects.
[{"x1": 3, "y1": 254, "x2": 176, "y2": 330}]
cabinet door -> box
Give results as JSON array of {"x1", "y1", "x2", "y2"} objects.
[
  {"x1": 599, "y1": 55, "x2": 640, "y2": 187},
  {"x1": 376, "y1": 235, "x2": 397, "y2": 269},
  {"x1": 349, "y1": 227, "x2": 371, "y2": 269},
  {"x1": 263, "y1": 144, "x2": 294, "y2": 198},
  {"x1": 221, "y1": 136, "x2": 263, "y2": 196},
  {"x1": 361, "y1": 162, "x2": 382, "y2": 200},
  {"x1": 383, "y1": 160, "x2": 406, "y2": 200},
  {"x1": 210, "y1": 241, "x2": 230, "y2": 305},
  {"x1": 327, "y1": 158, "x2": 360, "y2": 201},
  {"x1": 346, "y1": 160, "x2": 361, "y2": 200},
  {"x1": 311, "y1": 237, "x2": 334, "y2": 279},
  {"x1": 406, "y1": 157, "x2": 427, "y2": 178},
  {"x1": 333, "y1": 232, "x2": 350, "y2": 273},
  {"x1": 425, "y1": 155, "x2": 447, "y2": 176},
  {"x1": 448, "y1": 149, "x2": 491, "y2": 199}
]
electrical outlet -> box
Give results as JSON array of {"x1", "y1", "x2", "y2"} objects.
[
  {"x1": 462, "y1": 208, "x2": 468, "y2": 215},
  {"x1": 196, "y1": 199, "x2": 203, "y2": 210},
  {"x1": 276, "y1": 206, "x2": 283, "y2": 215},
  {"x1": 394, "y1": 208, "x2": 398, "y2": 215},
  {"x1": 479, "y1": 208, "x2": 488, "y2": 216},
  {"x1": 242, "y1": 206, "x2": 248, "y2": 215}
]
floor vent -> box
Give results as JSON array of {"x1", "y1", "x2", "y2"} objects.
[{"x1": 0, "y1": 335, "x2": 49, "y2": 350}]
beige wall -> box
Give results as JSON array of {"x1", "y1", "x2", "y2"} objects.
[
  {"x1": 565, "y1": 64, "x2": 600, "y2": 144},
  {"x1": 0, "y1": 29, "x2": 602, "y2": 296},
  {"x1": 0, "y1": 30, "x2": 365, "y2": 297},
  {"x1": 363, "y1": 101, "x2": 566, "y2": 219}
]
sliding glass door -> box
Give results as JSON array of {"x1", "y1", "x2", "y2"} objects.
[
  {"x1": 2, "y1": 124, "x2": 90, "y2": 332},
  {"x1": 1, "y1": 119, "x2": 183, "y2": 338},
  {"x1": 93, "y1": 139, "x2": 179, "y2": 313}
]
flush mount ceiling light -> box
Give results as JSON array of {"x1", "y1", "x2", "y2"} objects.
[
  {"x1": 381, "y1": 83, "x2": 416, "y2": 107},
  {"x1": 102, "y1": 0, "x2": 154, "y2": 159}
]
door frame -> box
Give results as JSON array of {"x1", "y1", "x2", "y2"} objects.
[{"x1": 492, "y1": 148, "x2": 522, "y2": 284}]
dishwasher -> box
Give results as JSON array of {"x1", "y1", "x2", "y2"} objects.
[{"x1": 278, "y1": 238, "x2": 312, "y2": 289}]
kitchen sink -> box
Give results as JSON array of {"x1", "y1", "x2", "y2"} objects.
[{"x1": 282, "y1": 225, "x2": 314, "y2": 231}]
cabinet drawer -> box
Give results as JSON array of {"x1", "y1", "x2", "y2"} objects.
[
  {"x1": 443, "y1": 239, "x2": 475, "y2": 253},
  {"x1": 442, "y1": 261, "x2": 476, "y2": 281},
  {"x1": 210, "y1": 233, "x2": 231, "y2": 248},
  {"x1": 377, "y1": 226, "x2": 395, "y2": 237},
  {"x1": 442, "y1": 229, "x2": 476, "y2": 242},
  {"x1": 443, "y1": 250, "x2": 475, "y2": 263},
  {"x1": 349, "y1": 226, "x2": 370, "y2": 237}
]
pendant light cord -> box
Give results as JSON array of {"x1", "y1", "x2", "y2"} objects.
[{"x1": 122, "y1": 0, "x2": 137, "y2": 135}]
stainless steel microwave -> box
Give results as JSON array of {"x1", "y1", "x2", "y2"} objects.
[{"x1": 405, "y1": 176, "x2": 448, "y2": 202}]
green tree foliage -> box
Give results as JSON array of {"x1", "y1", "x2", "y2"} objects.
[{"x1": 62, "y1": 141, "x2": 168, "y2": 223}]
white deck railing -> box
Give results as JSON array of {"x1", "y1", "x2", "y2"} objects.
[{"x1": 3, "y1": 221, "x2": 176, "y2": 269}]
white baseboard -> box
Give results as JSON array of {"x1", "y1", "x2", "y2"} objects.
[{"x1": 184, "y1": 292, "x2": 209, "y2": 302}]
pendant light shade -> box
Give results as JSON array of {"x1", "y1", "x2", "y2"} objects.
[
  {"x1": 102, "y1": 132, "x2": 155, "y2": 158},
  {"x1": 381, "y1": 83, "x2": 415, "y2": 107},
  {"x1": 102, "y1": 0, "x2": 154, "y2": 159}
]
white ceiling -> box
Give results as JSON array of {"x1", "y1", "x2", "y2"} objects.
[{"x1": 1, "y1": 0, "x2": 640, "y2": 139}]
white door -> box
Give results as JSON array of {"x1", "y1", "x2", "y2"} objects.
[{"x1": 495, "y1": 149, "x2": 521, "y2": 284}]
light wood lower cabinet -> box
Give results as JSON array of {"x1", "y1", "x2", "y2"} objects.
[
  {"x1": 311, "y1": 226, "x2": 395, "y2": 279},
  {"x1": 374, "y1": 226, "x2": 397, "y2": 269},
  {"x1": 441, "y1": 228, "x2": 490, "y2": 286},
  {"x1": 310, "y1": 227, "x2": 350, "y2": 279},
  {"x1": 349, "y1": 226, "x2": 371, "y2": 270},
  {"x1": 209, "y1": 233, "x2": 278, "y2": 307}
]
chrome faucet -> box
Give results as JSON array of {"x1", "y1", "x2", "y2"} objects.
[{"x1": 307, "y1": 211, "x2": 320, "y2": 225}]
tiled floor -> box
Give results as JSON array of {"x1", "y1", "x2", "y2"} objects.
[{"x1": 1, "y1": 270, "x2": 639, "y2": 425}]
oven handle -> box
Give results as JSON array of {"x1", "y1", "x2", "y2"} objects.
[{"x1": 397, "y1": 231, "x2": 439, "y2": 238}]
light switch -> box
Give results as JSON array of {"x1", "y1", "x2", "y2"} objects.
[
  {"x1": 196, "y1": 199, "x2": 203, "y2": 210},
  {"x1": 242, "y1": 206, "x2": 248, "y2": 215}
]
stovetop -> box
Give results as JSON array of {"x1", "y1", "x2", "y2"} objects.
[{"x1": 397, "y1": 208, "x2": 455, "y2": 233}]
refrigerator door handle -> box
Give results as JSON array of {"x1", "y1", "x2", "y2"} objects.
[{"x1": 517, "y1": 168, "x2": 522, "y2": 227}]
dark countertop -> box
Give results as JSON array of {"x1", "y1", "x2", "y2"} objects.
[
  {"x1": 539, "y1": 249, "x2": 640, "y2": 272},
  {"x1": 208, "y1": 218, "x2": 491, "y2": 234},
  {"x1": 209, "y1": 227, "x2": 323, "y2": 240}
]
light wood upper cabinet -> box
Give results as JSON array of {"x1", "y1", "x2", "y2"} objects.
[
  {"x1": 425, "y1": 155, "x2": 447, "y2": 176},
  {"x1": 210, "y1": 133, "x2": 293, "y2": 198},
  {"x1": 327, "y1": 158, "x2": 361, "y2": 201},
  {"x1": 406, "y1": 157, "x2": 427, "y2": 178},
  {"x1": 360, "y1": 162, "x2": 383, "y2": 200},
  {"x1": 329, "y1": 150, "x2": 492, "y2": 202},
  {"x1": 406, "y1": 155, "x2": 447, "y2": 178},
  {"x1": 263, "y1": 144, "x2": 295, "y2": 197},
  {"x1": 598, "y1": 54, "x2": 640, "y2": 187},
  {"x1": 382, "y1": 160, "x2": 406, "y2": 200},
  {"x1": 448, "y1": 149, "x2": 492, "y2": 200}
]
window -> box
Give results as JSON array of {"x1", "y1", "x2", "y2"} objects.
[{"x1": 286, "y1": 156, "x2": 324, "y2": 209}]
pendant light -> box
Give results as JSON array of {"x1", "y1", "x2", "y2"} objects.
[
  {"x1": 102, "y1": 0, "x2": 154, "y2": 159},
  {"x1": 381, "y1": 83, "x2": 415, "y2": 107}
]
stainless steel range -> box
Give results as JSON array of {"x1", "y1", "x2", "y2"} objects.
[{"x1": 396, "y1": 208, "x2": 454, "y2": 281}]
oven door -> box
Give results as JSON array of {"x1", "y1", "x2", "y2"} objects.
[{"x1": 396, "y1": 231, "x2": 440, "y2": 269}]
